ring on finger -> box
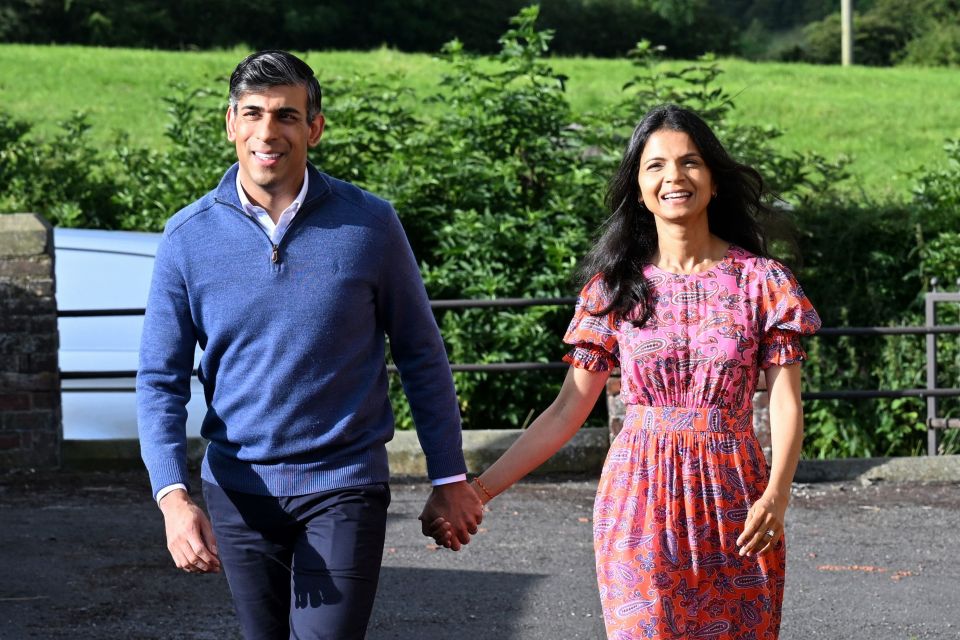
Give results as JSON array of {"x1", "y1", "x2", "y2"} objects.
[{"x1": 764, "y1": 529, "x2": 775, "y2": 538}]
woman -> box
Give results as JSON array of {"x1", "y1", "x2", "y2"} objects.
[{"x1": 426, "y1": 104, "x2": 820, "y2": 639}]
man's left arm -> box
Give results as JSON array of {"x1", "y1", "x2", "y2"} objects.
[{"x1": 374, "y1": 206, "x2": 483, "y2": 549}]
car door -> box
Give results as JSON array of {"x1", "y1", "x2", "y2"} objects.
[{"x1": 56, "y1": 229, "x2": 205, "y2": 440}]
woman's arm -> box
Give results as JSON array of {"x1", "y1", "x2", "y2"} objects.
[
  {"x1": 423, "y1": 366, "x2": 610, "y2": 545},
  {"x1": 474, "y1": 366, "x2": 611, "y2": 502},
  {"x1": 736, "y1": 363, "x2": 804, "y2": 556}
]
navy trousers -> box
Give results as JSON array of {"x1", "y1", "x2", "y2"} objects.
[{"x1": 203, "y1": 481, "x2": 391, "y2": 640}]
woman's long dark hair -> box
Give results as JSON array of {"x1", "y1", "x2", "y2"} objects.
[{"x1": 578, "y1": 104, "x2": 772, "y2": 327}]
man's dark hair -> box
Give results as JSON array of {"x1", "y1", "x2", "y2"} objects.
[{"x1": 229, "y1": 50, "x2": 322, "y2": 121}]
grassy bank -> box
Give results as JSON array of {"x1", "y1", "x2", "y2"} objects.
[{"x1": 3, "y1": 44, "x2": 959, "y2": 198}]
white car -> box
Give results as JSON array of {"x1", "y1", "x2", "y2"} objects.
[{"x1": 55, "y1": 228, "x2": 205, "y2": 440}]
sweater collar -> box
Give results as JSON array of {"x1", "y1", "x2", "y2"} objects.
[{"x1": 215, "y1": 162, "x2": 332, "y2": 210}]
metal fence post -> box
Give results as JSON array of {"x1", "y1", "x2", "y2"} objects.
[{"x1": 927, "y1": 279, "x2": 942, "y2": 456}]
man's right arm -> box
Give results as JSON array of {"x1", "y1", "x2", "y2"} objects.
[
  {"x1": 137, "y1": 233, "x2": 218, "y2": 573},
  {"x1": 372, "y1": 207, "x2": 482, "y2": 548},
  {"x1": 137, "y1": 233, "x2": 197, "y2": 499}
]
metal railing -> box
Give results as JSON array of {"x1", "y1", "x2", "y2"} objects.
[
  {"x1": 57, "y1": 294, "x2": 960, "y2": 453},
  {"x1": 925, "y1": 282, "x2": 960, "y2": 454}
]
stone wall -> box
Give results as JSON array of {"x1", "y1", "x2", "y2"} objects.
[
  {"x1": 606, "y1": 374, "x2": 626, "y2": 439},
  {"x1": 0, "y1": 214, "x2": 61, "y2": 468}
]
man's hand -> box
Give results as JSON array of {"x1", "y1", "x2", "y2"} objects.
[
  {"x1": 418, "y1": 481, "x2": 483, "y2": 551},
  {"x1": 159, "y1": 489, "x2": 221, "y2": 573}
]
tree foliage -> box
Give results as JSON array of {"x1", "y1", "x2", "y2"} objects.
[
  {"x1": 9, "y1": 0, "x2": 956, "y2": 66},
  {"x1": 793, "y1": 0, "x2": 960, "y2": 66},
  {"x1": 1, "y1": 6, "x2": 958, "y2": 455},
  {"x1": 0, "y1": 0, "x2": 828, "y2": 59}
]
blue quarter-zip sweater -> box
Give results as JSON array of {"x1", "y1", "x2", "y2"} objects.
[{"x1": 137, "y1": 163, "x2": 467, "y2": 499}]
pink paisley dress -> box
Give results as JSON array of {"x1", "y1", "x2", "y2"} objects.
[{"x1": 563, "y1": 245, "x2": 820, "y2": 639}]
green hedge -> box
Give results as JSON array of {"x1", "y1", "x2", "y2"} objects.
[
  {"x1": 2, "y1": 7, "x2": 958, "y2": 455},
  {"x1": 792, "y1": 0, "x2": 960, "y2": 67}
]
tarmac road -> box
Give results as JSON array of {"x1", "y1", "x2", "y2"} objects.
[{"x1": 0, "y1": 470, "x2": 957, "y2": 639}]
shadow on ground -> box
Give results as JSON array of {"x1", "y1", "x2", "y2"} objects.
[{"x1": 2, "y1": 470, "x2": 958, "y2": 639}]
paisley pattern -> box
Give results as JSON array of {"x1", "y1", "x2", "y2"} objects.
[{"x1": 563, "y1": 246, "x2": 820, "y2": 639}]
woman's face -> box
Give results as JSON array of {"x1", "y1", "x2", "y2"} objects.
[{"x1": 637, "y1": 128, "x2": 715, "y2": 227}]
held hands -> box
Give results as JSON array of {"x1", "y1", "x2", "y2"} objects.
[
  {"x1": 736, "y1": 490, "x2": 788, "y2": 557},
  {"x1": 158, "y1": 489, "x2": 221, "y2": 574},
  {"x1": 418, "y1": 480, "x2": 484, "y2": 551}
]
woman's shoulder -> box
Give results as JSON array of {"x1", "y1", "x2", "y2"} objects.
[
  {"x1": 728, "y1": 245, "x2": 796, "y2": 279},
  {"x1": 576, "y1": 273, "x2": 613, "y2": 309},
  {"x1": 728, "y1": 244, "x2": 763, "y2": 267}
]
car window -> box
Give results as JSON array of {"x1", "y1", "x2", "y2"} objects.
[{"x1": 56, "y1": 247, "x2": 154, "y2": 356}]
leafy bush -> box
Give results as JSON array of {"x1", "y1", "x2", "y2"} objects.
[
  {"x1": 112, "y1": 85, "x2": 235, "y2": 231},
  {"x1": 797, "y1": 10, "x2": 912, "y2": 66},
  {"x1": 912, "y1": 141, "x2": 960, "y2": 454},
  {"x1": 791, "y1": 0, "x2": 960, "y2": 67},
  {"x1": 382, "y1": 8, "x2": 609, "y2": 428},
  {"x1": 0, "y1": 112, "x2": 121, "y2": 228},
  {"x1": 0, "y1": 0, "x2": 745, "y2": 58},
  {"x1": 901, "y1": 23, "x2": 960, "y2": 67},
  {"x1": 1, "y1": 5, "x2": 958, "y2": 456},
  {"x1": 0, "y1": 84, "x2": 232, "y2": 232},
  {"x1": 795, "y1": 196, "x2": 925, "y2": 457},
  {"x1": 379, "y1": 14, "x2": 850, "y2": 430},
  {"x1": 795, "y1": 138, "x2": 960, "y2": 457},
  {"x1": 913, "y1": 139, "x2": 960, "y2": 225}
]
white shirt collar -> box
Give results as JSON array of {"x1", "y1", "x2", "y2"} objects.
[
  {"x1": 236, "y1": 167, "x2": 309, "y2": 215},
  {"x1": 235, "y1": 168, "x2": 309, "y2": 244}
]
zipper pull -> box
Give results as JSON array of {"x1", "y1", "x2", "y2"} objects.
[{"x1": 271, "y1": 244, "x2": 280, "y2": 264}]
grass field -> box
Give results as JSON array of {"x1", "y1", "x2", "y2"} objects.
[{"x1": 2, "y1": 44, "x2": 959, "y2": 199}]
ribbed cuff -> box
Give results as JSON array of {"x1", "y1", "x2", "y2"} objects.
[
  {"x1": 424, "y1": 449, "x2": 468, "y2": 480},
  {"x1": 148, "y1": 457, "x2": 191, "y2": 501}
]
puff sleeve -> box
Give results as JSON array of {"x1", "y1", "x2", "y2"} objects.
[
  {"x1": 562, "y1": 274, "x2": 620, "y2": 371},
  {"x1": 758, "y1": 260, "x2": 821, "y2": 369}
]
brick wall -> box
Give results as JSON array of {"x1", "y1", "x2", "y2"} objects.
[{"x1": 0, "y1": 214, "x2": 61, "y2": 468}]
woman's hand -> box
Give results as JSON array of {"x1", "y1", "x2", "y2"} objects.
[
  {"x1": 419, "y1": 367, "x2": 609, "y2": 548},
  {"x1": 423, "y1": 515, "x2": 454, "y2": 548},
  {"x1": 418, "y1": 481, "x2": 484, "y2": 551},
  {"x1": 736, "y1": 490, "x2": 788, "y2": 557},
  {"x1": 735, "y1": 363, "x2": 803, "y2": 558},
  {"x1": 421, "y1": 480, "x2": 487, "y2": 549}
]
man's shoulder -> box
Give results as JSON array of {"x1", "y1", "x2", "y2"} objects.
[
  {"x1": 162, "y1": 190, "x2": 222, "y2": 239},
  {"x1": 321, "y1": 173, "x2": 395, "y2": 222},
  {"x1": 161, "y1": 164, "x2": 238, "y2": 239}
]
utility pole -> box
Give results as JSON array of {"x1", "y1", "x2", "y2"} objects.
[{"x1": 841, "y1": 0, "x2": 854, "y2": 66}]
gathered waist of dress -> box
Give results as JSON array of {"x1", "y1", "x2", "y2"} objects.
[{"x1": 624, "y1": 405, "x2": 754, "y2": 433}]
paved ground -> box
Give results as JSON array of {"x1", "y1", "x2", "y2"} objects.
[{"x1": 1, "y1": 470, "x2": 958, "y2": 639}]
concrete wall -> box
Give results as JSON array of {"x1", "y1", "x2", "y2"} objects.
[{"x1": 0, "y1": 213, "x2": 61, "y2": 468}]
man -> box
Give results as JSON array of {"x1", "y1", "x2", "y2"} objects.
[{"x1": 137, "y1": 50, "x2": 483, "y2": 639}]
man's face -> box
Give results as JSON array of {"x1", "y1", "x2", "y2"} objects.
[{"x1": 225, "y1": 84, "x2": 324, "y2": 203}]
